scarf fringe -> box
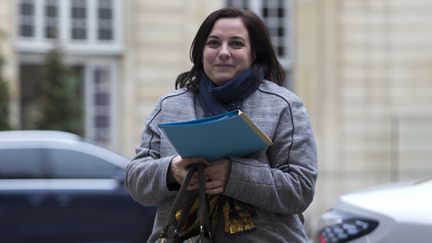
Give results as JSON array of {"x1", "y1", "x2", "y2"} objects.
[{"x1": 175, "y1": 195, "x2": 256, "y2": 237}]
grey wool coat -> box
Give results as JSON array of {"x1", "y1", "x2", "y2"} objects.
[{"x1": 125, "y1": 80, "x2": 318, "y2": 243}]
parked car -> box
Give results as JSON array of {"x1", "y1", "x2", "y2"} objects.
[
  {"x1": 0, "y1": 130, "x2": 156, "y2": 243},
  {"x1": 316, "y1": 179, "x2": 432, "y2": 243}
]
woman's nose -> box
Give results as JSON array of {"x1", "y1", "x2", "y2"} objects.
[{"x1": 218, "y1": 44, "x2": 231, "y2": 58}]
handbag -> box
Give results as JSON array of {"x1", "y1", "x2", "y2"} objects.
[{"x1": 156, "y1": 163, "x2": 214, "y2": 243}]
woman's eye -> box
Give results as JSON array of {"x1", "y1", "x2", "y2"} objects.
[
  {"x1": 230, "y1": 41, "x2": 245, "y2": 48},
  {"x1": 206, "y1": 40, "x2": 219, "y2": 48}
]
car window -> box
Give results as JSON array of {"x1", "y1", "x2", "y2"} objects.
[
  {"x1": 0, "y1": 148, "x2": 44, "y2": 179},
  {"x1": 47, "y1": 149, "x2": 121, "y2": 179}
]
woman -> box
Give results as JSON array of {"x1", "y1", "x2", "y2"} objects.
[{"x1": 125, "y1": 7, "x2": 317, "y2": 242}]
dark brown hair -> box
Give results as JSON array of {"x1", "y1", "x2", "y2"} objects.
[{"x1": 175, "y1": 7, "x2": 285, "y2": 91}]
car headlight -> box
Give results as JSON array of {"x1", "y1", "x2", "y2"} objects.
[{"x1": 318, "y1": 209, "x2": 379, "y2": 243}]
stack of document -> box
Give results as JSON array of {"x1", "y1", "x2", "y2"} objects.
[{"x1": 159, "y1": 110, "x2": 272, "y2": 161}]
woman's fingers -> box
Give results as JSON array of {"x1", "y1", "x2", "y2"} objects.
[
  {"x1": 187, "y1": 179, "x2": 224, "y2": 193},
  {"x1": 205, "y1": 180, "x2": 225, "y2": 194},
  {"x1": 170, "y1": 156, "x2": 208, "y2": 184},
  {"x1": 187, "y1": 175, "x2": 225, "y2": 194},
  {"x1": 183, "y1": 158, "x2": 230, "y2": 194}
]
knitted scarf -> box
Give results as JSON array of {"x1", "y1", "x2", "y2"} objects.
[{"x1": 198, "y1": 65, "x2": 264, "y2": 117}]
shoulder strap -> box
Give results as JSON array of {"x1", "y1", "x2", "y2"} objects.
[
  {"x1": 164, "y1": 165, "x2": 197, "y2": 228},
  {"x1": 196, "y1": 163, "x2": 211, "y2": 236},
  {"x1": 160, "y1": 163, "x2": 213, "y2": 241}
]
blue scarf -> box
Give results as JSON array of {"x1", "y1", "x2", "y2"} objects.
[{"x1": 198, "y1": 65, "x2": 264, "y2": 116}]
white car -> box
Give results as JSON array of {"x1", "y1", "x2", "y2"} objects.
[{"x1": 316, "y1": 179, "x2": 432, "y2": 243}]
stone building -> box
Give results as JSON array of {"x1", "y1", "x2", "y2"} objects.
[
  {"x1": 1, "y1": 0, "x2": 431, "y2": 237},
  {"x1": 296, "y1": 0, "x2": 432, "y2": 233}
]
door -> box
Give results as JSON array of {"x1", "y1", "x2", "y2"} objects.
[
  {"x1": 44, "y1": 148, "x2": 155, "y2": 242},
  {"x1": 0, "y1": 148, "x2": 53, "y2": 242}
]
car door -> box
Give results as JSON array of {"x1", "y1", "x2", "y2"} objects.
[
  {"x1": 45, "y1": 148, "x2": 155, "y2": 242},
  {"x1": 0, "y1": 148, "x2": 54, "y2": 242}
]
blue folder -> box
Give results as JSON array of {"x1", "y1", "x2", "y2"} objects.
[{"x1": 159, "y1": 110, "x2": 272, "y2": 161}]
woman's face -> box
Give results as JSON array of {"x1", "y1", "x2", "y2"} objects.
[{"x1": 202, "y1": 17, "x2": 254, "y2": 85}]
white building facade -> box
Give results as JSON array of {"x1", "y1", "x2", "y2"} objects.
[{"x1": 2, "y1": 0, "x2": 432, "y2": 238}]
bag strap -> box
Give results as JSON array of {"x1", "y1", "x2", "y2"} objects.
[
  {"x1": 197, "y1": 163, "x2": 211, "y2": 238},
  {"x1": 160, "y1": 163, "x2": 213, "y2": 240},
  {"x1": 165, "y1": 165, "x2": 197, "y2": 228}
]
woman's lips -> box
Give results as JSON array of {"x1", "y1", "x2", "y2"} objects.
[{"x1": 215, "y1": 64, "x2": 234, "y2": 71}]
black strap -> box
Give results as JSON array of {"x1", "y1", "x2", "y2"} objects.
[
  {"x1": 160, "y1": 163, "x2": 212, "y2": 240},
  {"x1": 197, "y1": 164, "x2": 211, "y2": 237}
]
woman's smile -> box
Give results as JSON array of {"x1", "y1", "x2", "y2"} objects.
[{"x1": 215, "y1": 64, "x2": 235, "y2": 70}]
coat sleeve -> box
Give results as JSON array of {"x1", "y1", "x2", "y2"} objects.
[
  {"x1": 223, "y1": 97, "x2": 318, "y2": 214},
  {"x1": 124, "y1": 103, "x2": 177, "y2": 206}
]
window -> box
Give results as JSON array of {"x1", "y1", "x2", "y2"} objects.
[
  {"x1": 97, "y1": 0, "x2": 114, "y2": 40},
  {"x1": 44, "y1": 0, "x2": 59, "y2": 39},
  {"x1": 48, "y1": 149, "x2": 120, "y2": 179},
  {"x1": 261, "y1": 0, "x2": 288, "y2": 57},
  {"x1": 226, "y1": 0, "x2": 249, "y2": 9},
  {"x1": 19, "y1": 0, "x2": 35, "y2": 37},
  {"x1": 17, "y1": 0, "x2": 122, "y2": 46},
  {"x1": 17, "y1": 1, "x2": 121, "y2": 149},
  {"x1": 93, "y1": 66, "x2": 112, "y2": 144},
  {"x1": 0, "y1": 149, "x2": 44, "y2": 179},
  {"x1": 71, "y1": 0, "x2": 87, "y2": 40}
]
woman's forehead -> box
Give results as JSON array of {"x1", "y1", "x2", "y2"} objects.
[{"x1": 208, "y1": 18, "x2": 249, "y2": 39}]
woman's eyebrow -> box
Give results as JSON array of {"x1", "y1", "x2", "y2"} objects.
[
  {"x1": 207, "y1": 35, "x2": 220, "y2": 39},
  {"x1": 207, "y1": 35, "x2": 246, "y2": 40},
  {"x1": 230, "y1": 36, "x2": 246, "y2": 41}
]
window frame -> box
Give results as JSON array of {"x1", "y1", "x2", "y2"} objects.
[{"x1": 16, "y1": 0, "x2": 123, "y2": 55}]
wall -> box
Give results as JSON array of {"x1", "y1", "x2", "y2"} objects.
[
  {"x1": 295, "y1": 0, "x2": 432, "y2": 236},
  {"x1": 0, "y1": 0, "x2": 19, "y2": 128}
]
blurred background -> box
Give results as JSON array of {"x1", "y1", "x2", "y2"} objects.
[{"x1": 1, "y1": 0, "x2": 431, "y2": 239}]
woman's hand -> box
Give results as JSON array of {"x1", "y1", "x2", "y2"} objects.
[
  {"x1": 187, "y1": 158, "x2": 231, "y2": 194},
  {"x1": 169, "y1": 156, "x2": 207, "y2": 186}
]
